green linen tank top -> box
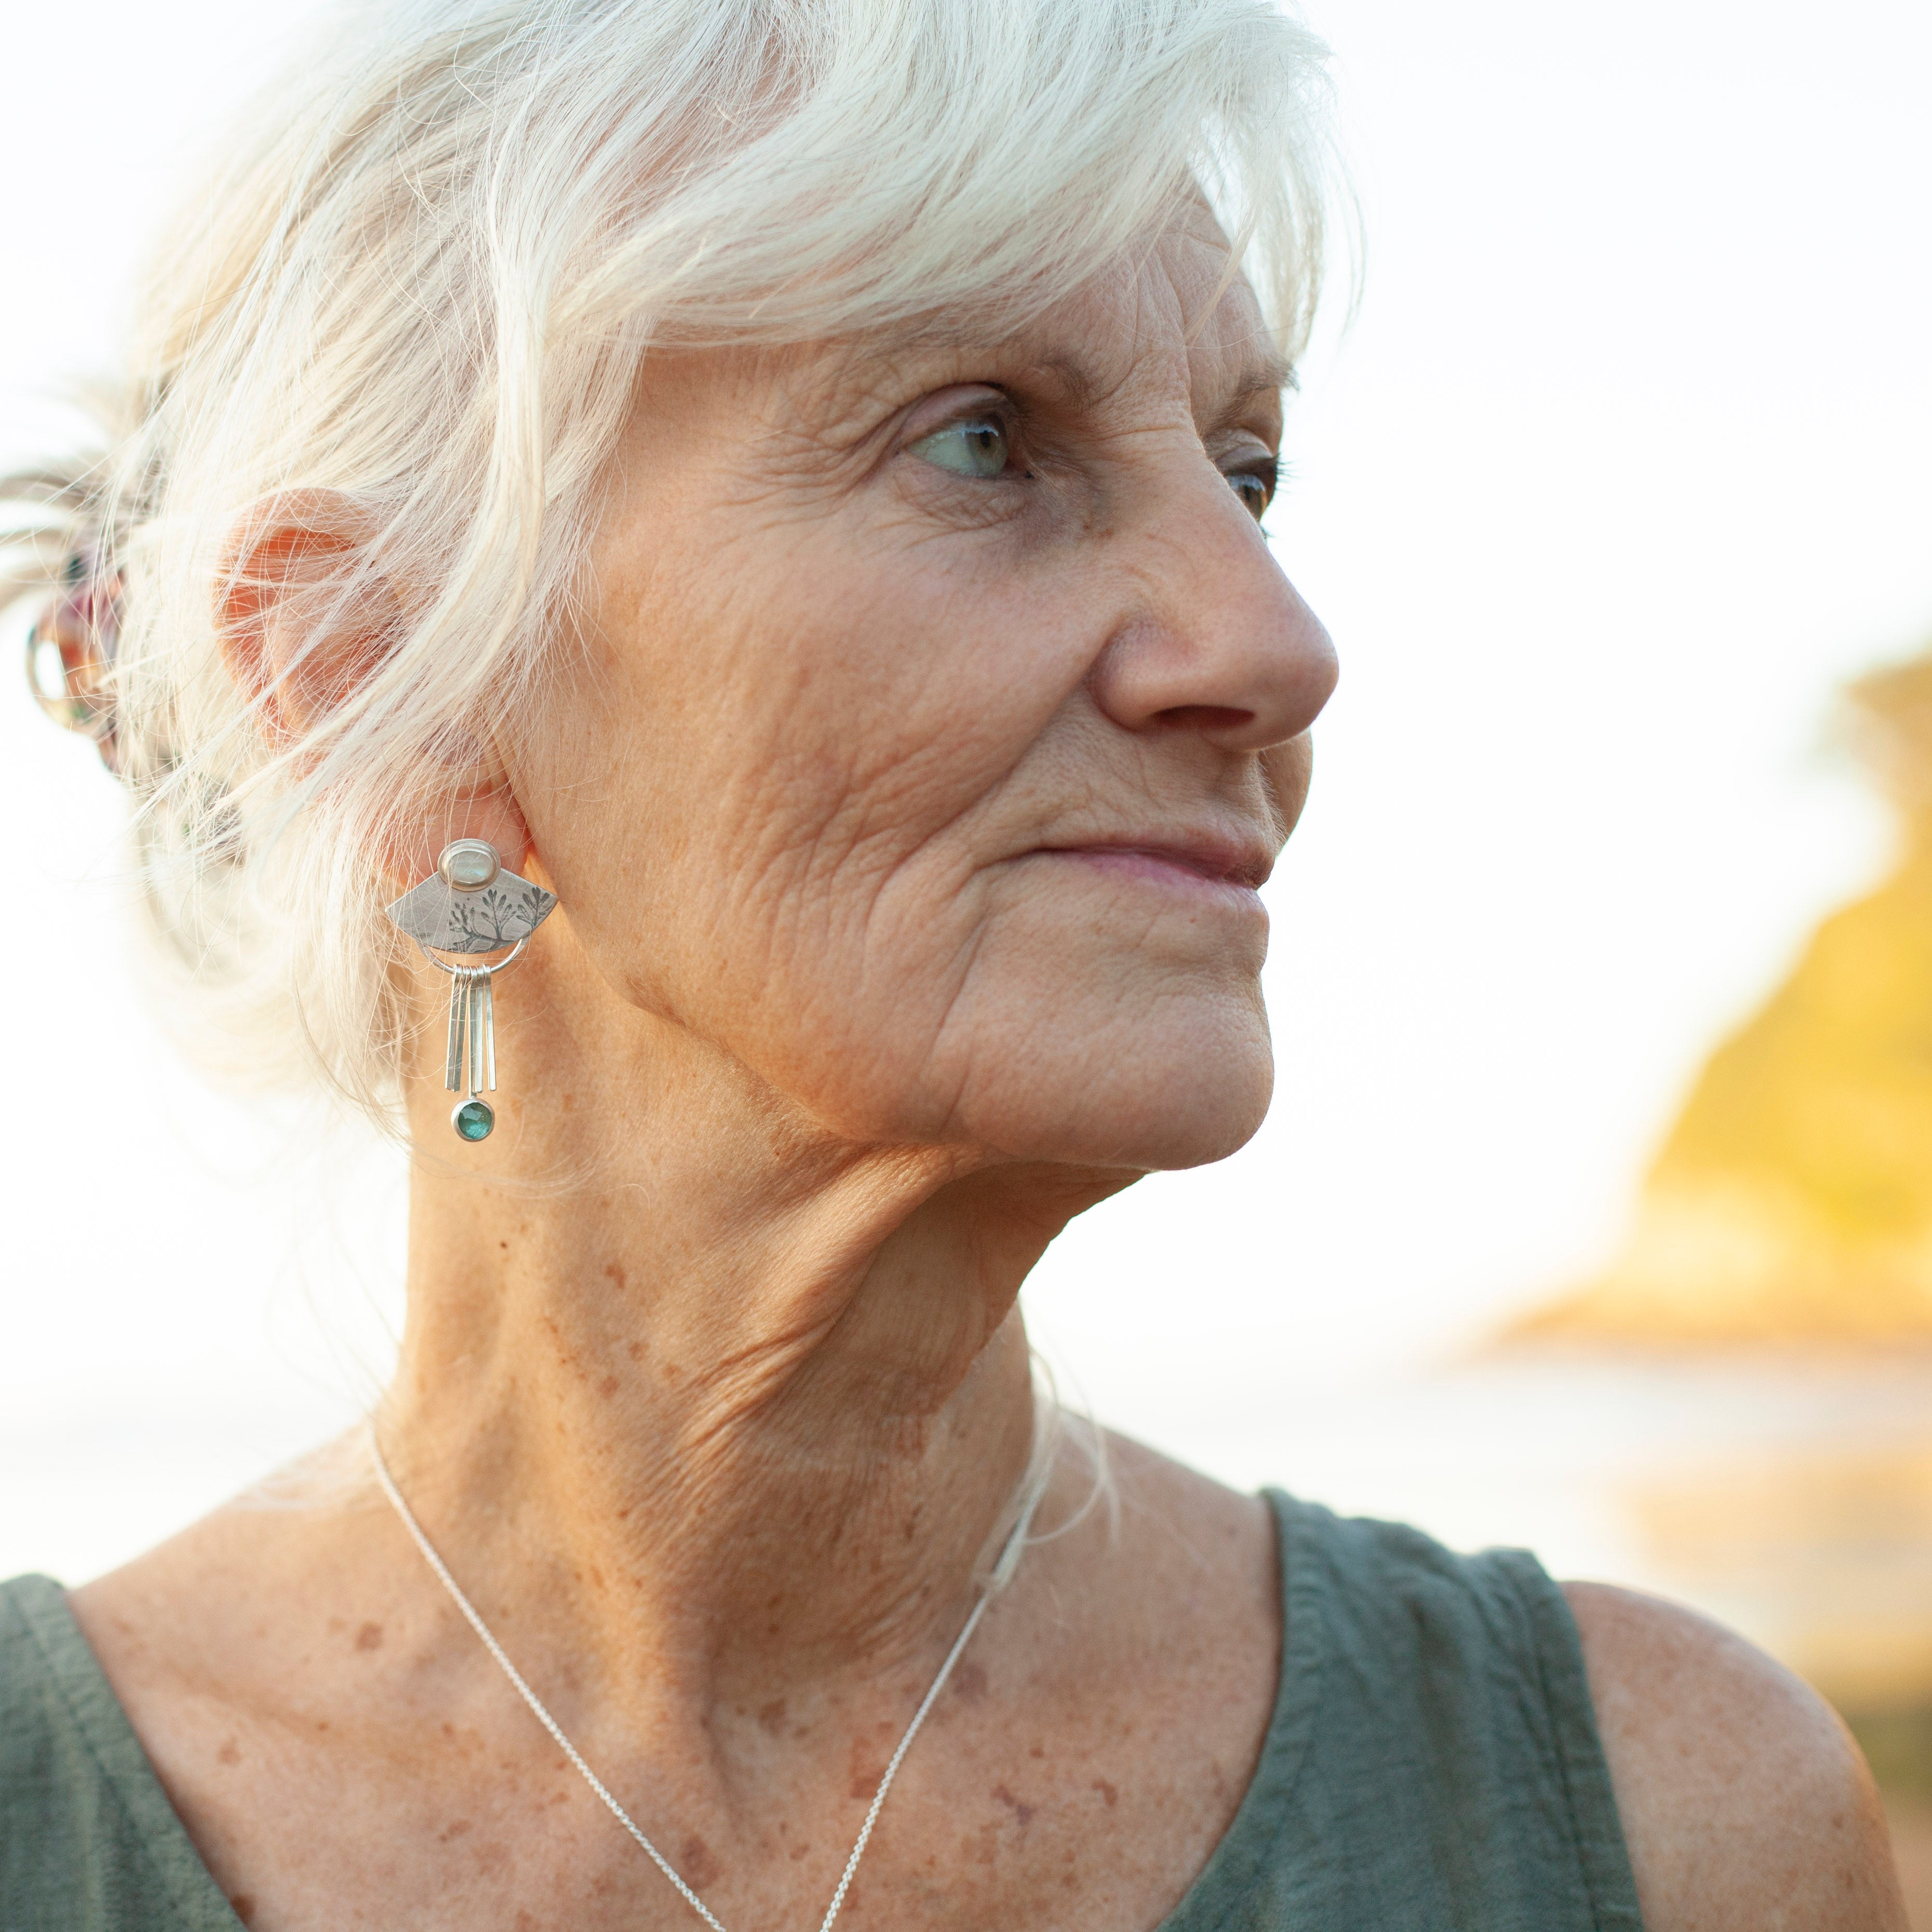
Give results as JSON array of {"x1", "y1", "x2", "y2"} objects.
[{"x1": 0, "y1": 1491, "x2": 1645, "y2": 1930}]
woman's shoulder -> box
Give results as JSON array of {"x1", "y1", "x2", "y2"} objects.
[
  {"x1": 0, "y1": 1571, "x2": 240, "y2": 1931},
  {"x1": 1266, "y1": 1492, "x2": 1906, "y2": 1930},
  {"x1": 1565, "y1": 1580, "x2": 1907, "y2": 1931},
  {"x1": 1124, "y1": 1464, "x2": 1902, "y2": 1930},
  {"x1": 1072, "y1": 1448, "x2": 1631, "y2": 1927}
]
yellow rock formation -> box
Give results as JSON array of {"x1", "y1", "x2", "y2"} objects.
[{"x1": 1512, "y1": 649, "x2": 1932, "y2": 1347}]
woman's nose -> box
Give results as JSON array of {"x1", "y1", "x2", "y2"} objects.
[{"x1": 1085, "y1": 470, "x2": 1338, "y2": 753}]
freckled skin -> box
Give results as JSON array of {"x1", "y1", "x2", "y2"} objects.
[
  {"x1": 678, "y1": 1837, "x2": 722, "y2": 1891},
  {"x1": 65, "y1": 201, "x2": 1903, "y2": 1932}
]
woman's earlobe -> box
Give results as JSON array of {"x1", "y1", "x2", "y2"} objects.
[{"x1": 382, "y1": 783, "x2": 536, "y2": 901}]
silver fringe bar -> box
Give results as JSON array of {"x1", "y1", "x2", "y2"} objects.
[
  {"x1": 443, "y1": 967, "x2": 500, "y2": 1101},
  {"x1": 481, "y1": 971, "x2": 497, "y2": 1092},
  {"x1": 445, "y1": 969, "x2": 467, "y2": 1092}
]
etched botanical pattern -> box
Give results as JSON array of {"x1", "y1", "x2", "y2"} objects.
[
  {"x1": 385, "y1": 870, "x2": 556, "y2": 954},
  {"x1": 450, "y1": 882, "x2": 547, "y2": 949}
]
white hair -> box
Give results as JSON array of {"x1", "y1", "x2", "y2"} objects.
[{"x1": 5, "y1": 0, "x2": 1343, "y2": 1122}]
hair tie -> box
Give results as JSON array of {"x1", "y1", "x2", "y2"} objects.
[{"x1": 24, "y1": 536, "x2": 123, "y2": 774}]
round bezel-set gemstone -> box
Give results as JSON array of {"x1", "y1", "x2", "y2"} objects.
[
  {"x1": 452, "y1": 1098, "x2": 495, "y2": 1141},
  {"x1": 439, "y1": 840, "x2": 500, "y2": 892}
]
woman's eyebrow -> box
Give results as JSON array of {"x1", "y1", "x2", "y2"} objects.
[
  {"x1": 1012, "y1": 352, "x2": 1110, "y2": 411},
  {"x1": 1241, "y1": 348, "x2": 1296, "y2": 399},
  {"x1": 1006, "y1": 343, "x2": 1292, "y2": 423},
  {"x1": 1209, "y1": 349, "x2": 1294, "y2": 429}
]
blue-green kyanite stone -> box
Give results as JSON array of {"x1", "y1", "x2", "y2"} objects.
[{"x1": 453, "y1": 1099, "x2": 495, "y2": 1141}]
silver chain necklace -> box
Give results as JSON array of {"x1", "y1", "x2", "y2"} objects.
[{"x1": 368, "y1": 1427, "x2": 1048, "y2": 1932}]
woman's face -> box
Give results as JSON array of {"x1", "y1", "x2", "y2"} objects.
[{"x1": 521, "y1": 203, "x2": 1336, "y2": 1172}]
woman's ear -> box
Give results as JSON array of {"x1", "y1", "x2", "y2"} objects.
[
  {"x1": 218, "y1": 491, "x2": 533, "y2": 891},
  {"x1": 218, "y1": 490, "x2": 389, "y2": 745}
]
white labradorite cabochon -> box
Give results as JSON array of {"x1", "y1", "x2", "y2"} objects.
[
  {"x1": 386, "y1": 844, "x2": 558, "y2": 955},
  {"x1": 440, "y1": 838, "x2": 501, "y2": 890}
]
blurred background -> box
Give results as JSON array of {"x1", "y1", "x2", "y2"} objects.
[{"x1": 6, "y1": 0, "x2": 1932, "y2": 1914}]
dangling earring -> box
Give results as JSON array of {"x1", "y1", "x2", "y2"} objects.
[{"x1": 385, "y1": 840, "x2": 556, "y2": 1142}]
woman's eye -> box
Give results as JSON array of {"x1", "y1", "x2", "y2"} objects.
[
  {"x1": 1227, "y1": 467, "x2": 1276, "y2": 522},
  {"x1": 910, "y1": 415, "x2": 1011, "y2": 479}
]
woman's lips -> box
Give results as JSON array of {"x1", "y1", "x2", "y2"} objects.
[{"x1": 1031, "y1": 841, "x2": 1272, "y2": 897}]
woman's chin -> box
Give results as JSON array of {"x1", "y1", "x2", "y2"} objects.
[{"x1": 955, "y1": 1027, "x2": 1277, "y2": 1173}]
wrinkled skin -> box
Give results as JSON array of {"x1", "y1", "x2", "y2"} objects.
[
  {"x1": 518, "y1": 203, "x2": 1332, "y2": 1174},
  {"x1": 66, "y1": 204, "x2": 1905, "y2": 1932}
]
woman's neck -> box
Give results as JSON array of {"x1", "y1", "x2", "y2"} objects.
[{"x1": 382, "y1": 1031, "x2": 1128, "y2": 1724}]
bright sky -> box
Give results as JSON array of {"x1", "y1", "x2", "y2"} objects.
[{"x1": 5, "y1": 0, "x2": 1930, "y2": 1584}]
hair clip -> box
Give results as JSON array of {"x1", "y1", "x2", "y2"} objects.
[{"x1": 24, "y1": 541, "x2": 123, "y2": 774}]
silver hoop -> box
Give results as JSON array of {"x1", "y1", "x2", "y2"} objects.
[{"x1": 413, "y1": 935, "x2": 531, "y2": 977}]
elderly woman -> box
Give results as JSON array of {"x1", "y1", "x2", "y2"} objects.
[{"x1": 1, "y1": 1, "x2": 1905, "y2": 1927}]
